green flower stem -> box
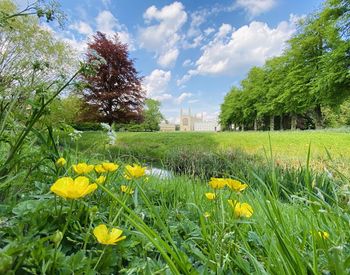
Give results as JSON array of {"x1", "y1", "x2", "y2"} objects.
[
  {"x1": 61, "y1": 199, "x2": 75, "y2": 238},
  {"x1": 220, "y1": 191, "x2": 226, "y2": 230},
  {"x1": 83, "y1": 213, "x2": 95, "y2": 252},
  {"x1": 93, "y1": 247, "x2": 106, "y2": 270}
]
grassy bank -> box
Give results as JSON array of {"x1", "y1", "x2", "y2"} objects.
[{"x1": 74, "y1": 130, "x2": 350, "y2": 176}]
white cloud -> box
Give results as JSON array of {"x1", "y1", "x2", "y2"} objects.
[
  {"x1": 96, "y1": 10, "x2": 134, "y2": 49},
  {"x1": 96, "y1": 10, "x2": 118, "y2": 35},
  {"x1": 63, "y1": 37, "x2": 88, "y2": 53},
  {"x1": 143, "y1": 69, "x2": 173, "y2": 102},
  {"x1": 175, "y1": 92, "x2": 192, "y2": 104},
  {"x1": 176, "y1": 69, "x2": 197, "y2": 86},
  {"x1": 181, "y1": 18, "x2": 296, "y2": 80},
  {"x1": 188, "y1": 99, "x2": 199, "y2": 104},
  {"x1": 139, "y1": 2, "x2": 187, "y2": 67},
  {"x1": 182, "y1": 59, "x2": 193, "y2": 67},
  {"x1": 158, "y1": 48, "x2": 179, "y2": 68},
  {"x1": 236, "y1": 0, "x2": 276, "y2": 17},
  {"x1": 204, "y1": 27, "x2": 215, "y2": 36},
  {"x1": 101, "y1": 0, "x2": 111, "y2": 8},
  {"x1": 69, "y1": 21, "x2": 93, "y2": 36}
]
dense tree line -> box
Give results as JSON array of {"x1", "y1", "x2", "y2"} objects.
[{"x1": 220, "y1": 0, "x2": 350, "y2": 131}]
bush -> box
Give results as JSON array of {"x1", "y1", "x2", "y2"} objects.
[{"x1": 71, "y1": 122, "x2": 103, "y2": 131}]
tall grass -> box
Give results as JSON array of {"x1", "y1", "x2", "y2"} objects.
[{"x1": 0, "y1": 131, "x2": 349, "y2": 273}]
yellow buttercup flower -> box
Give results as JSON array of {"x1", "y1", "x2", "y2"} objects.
[
  {"x1": 95, "y1": 164, "x2": 106, "y2": 174},
  {"x1": 56, "y1": 157, "x2": 66, "y2": 167},
  {"x1": 125, "y1": 164, "x2": 146, "y2": 179},
  {"x1": 73, "y1": 163, "x2": 94, "y2": 174},
  {"x1": 205, "y1": 192, "x2": 216, "y2": 200},
  {"x1": 102, "y1": 162, "x2": 119, "y2": 172},
  {"x1": 50, "y1": 176, "x2": 97, "y2": 199},
  {"x1": 93, "y1": 224, "x2": 126, "y2": 245},
  {"x1": 203, "y1": 212, "x2": 211, "y2": 218},
  {"x1": 318, "y1": 231, "x2": 329, "y2": 240},
  {"x1": 96, "y1": 176, "x2": 106, "y2": 185},
  {"x1": 226, "y1": 179, "x2": 248, "y2": 192},
  {"x1": 120, "y1": 185, "x2": 134, "y2": 195},
  {"x1": 228, "y1": 200, "x2": 253, "y2": 218},
  {"x1": 209, "y1": 178, "x2": 226, "y2": 189}
]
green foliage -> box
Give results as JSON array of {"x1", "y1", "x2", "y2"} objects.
[
  {"x1": 220, "y1": 0, "x2": 350, "y2": 130},
  {"x1": 72, "y1": 122, "x2": 103, "y2": 131},
  {"x1": 142, "y1": 98, "x2": 164, "y2": 131},
  {"x1": 0, "y1": 0, "x2": 81, "y2": 179},
  {"x1": 0, "y1": 134, "x2": 349, "y2": 273},
  {"x1": 44, "y1": 95, "x2": 84, "y2": 126}
]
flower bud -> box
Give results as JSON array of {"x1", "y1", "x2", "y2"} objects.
[{"x1": 51, "y1": 230, "x2": 63, "y2": 246}]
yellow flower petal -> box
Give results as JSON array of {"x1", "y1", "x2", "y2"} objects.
[
  {"x1": 93, "y1": 224, "x2": 126, "y2": 245},
  {"x1": 102, "y1": 162, "x2": 119, "y2": 172},
  {"x1": 203, "y1": 212, "x2": 211, "y2": 218},
  {"x1": 95, "y1": 164, "x2": 107, "y2": 174},
  {"x1": 50, "y1": 176, "x2": 97, "y2": 199},
  {"x1": 73, "y1": 163, "x2": 94, "y2": 174},
  {"x1": 120, "y1": 185, "x2": 134, "y2": 194},
  {"x1": 96, "y1": 176, "x2": 106, "y2": 185},
  {"x1": 225, "y1": 179, "x2": 248, "y2": 192},
  {"x1": 93, "y1": 224, "x2": 109, "y2": 244},
  {"x1": 318, "y1": 231, "x2": 329, "y2": 240},
  {"x1": 231, "y1": 201, "x2": 253, "y2": 218},
  {"x1": 55, "y1": 157, "x2": 66, "y2": 167},
  {"x1": 125, "y1": 164, "x2": 146, "y2": 179},
  {"x1": 209, "y1": 178, "x2": 226, "y2": 189},
  {"x1": 205, "y1": 192, "x2": 216, "y2": 200},
  {"x1": 50, "y1": 177, "x2": 73, "y2": 198}
]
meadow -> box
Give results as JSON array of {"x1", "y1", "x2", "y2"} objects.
[
  {"x1": 1, "y1": 128, "x2": 350, "y2": 274},
  {"x1": 76, "y1": 130, "x2": 350, "y2": 175}
]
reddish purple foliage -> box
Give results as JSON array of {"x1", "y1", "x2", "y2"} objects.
[{"x1": 82, "y1": 32, "x2": 145, "y2": 124}]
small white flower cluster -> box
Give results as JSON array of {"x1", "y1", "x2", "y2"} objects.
[
  {"x1": 100, "y1": 123, "x2": 117, "y2": 145},
  {"x1": 68, "y1": 129, "x2": 83, "y2": 141}
]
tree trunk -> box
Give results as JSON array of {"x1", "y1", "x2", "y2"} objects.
[
  {"x1": 241, "y1": 124, "x2": 245, "y2": 131},
  {"x1": 279, "y1": 115, "x2": 284, "y2": 131},
  {"x1": 270, "y1": 116, "x2": 274, "y2": 131},
  {"x1": 254, "y1": 119, "x2": 258, "y2": 131},
  {"x1": 232, "y1": 123, "x2": 235, "y2": 131},
  {"x1": 314, "y1": 105, "x2": 323, "y2": 129},
  {"x1": 291, "y1": 114, "x2": 297, "y2": 130}
]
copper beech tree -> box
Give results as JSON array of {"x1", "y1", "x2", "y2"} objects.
[{"x1": 82, "y1": 32, "x2": 144, "y2": 124}]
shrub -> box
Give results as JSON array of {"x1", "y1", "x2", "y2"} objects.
[{"x1": 71, "y1": 122, "x2": 103, "y2": 131}]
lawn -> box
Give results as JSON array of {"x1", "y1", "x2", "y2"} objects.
[{"x1": 76, "y1": 130, "x2": 350, "y2": 175}]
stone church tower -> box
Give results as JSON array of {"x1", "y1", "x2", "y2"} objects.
[{"x1": 180, "y1": 108, "x2": 202, "y2": 131}]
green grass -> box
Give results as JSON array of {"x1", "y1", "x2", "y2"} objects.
[
  {"x1": 79, "y1": 130, "x2": 350, "y2": 158},
  {"x1": 76, "y1": 130, "x2": 350, "y2": 175},
  {"x1": 1, "y1": 129, "x2": 349, "y2": 274}
]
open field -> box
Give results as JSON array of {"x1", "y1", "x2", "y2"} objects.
[
  {"x1": 76, "y1": 130, "x2": 350, "y2": 175},
  {"x1": 115, "y1": 130, "x2": 350, "y2": 157}
]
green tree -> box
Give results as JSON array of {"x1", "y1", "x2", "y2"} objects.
[
  {"x1": 220, "y1": 87, "x2": 244, "y2": 130},
  {"x1": 43, "y1": 95, "x2": 84, "y2": 126},
  {"x1": 142, "y1": 99, "x2": 164, "y2": 131}
]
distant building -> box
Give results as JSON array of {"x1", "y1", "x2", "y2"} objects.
[
  {"x1": 194, "y1": 121, "x2": 221, "y2": 132},
  {"x1": 180, "y1": 108, "x2": 220, "y2": 132},
  {"x1": 180, "y1": 108, "x2": 203, "y2": 131},
  {"x1": 159, "y1": 122, "x2": 176, "y2": 132}
]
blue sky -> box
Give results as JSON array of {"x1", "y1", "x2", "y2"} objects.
[{"x1": 38, "y1": 0, "x2": 324, "y2": 123}]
